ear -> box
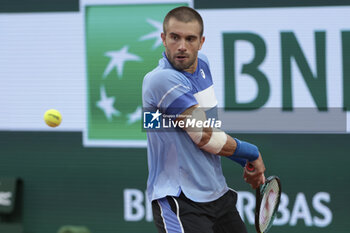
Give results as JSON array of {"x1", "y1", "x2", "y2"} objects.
[
  {"x1": 198, "y1": 36, "x2": 205, "y2": 50},
  {"x1": 161, "y1": 32, "x2": 166, "y2": 47}
]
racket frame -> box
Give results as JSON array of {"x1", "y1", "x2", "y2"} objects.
[{"x1": 254, "y1": 176, "x2": 281, "y2": 233}]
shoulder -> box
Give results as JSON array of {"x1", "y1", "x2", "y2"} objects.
[
  {"x1": 198, "y1": 52, "x2": 210, "y2": 67},
  {"x1": 144, "y1": 67, "x2": 190, "y2": 89},
  {"x1": 145, "y1": 68, "x2": 180, "y2": 80}
]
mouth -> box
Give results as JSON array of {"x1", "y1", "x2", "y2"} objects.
[{"x1": 175, "y1": 54, "x2": 188, "y2": 61}]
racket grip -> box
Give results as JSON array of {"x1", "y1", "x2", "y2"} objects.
[{"x1": 246, "y1": 163, "x2": 255, "y2": 172}]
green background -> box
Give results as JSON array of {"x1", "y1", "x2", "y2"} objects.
[
  {"x1": 0, "y1": 131, "x2": 349, "y2": 233},
  {"x1": 86, "y1": 4, "x2": 185, "y2": 141}
]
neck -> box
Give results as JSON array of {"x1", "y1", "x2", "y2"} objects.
[{"x1": 183, "y1": 58, "x2": 198, "y2": 74}]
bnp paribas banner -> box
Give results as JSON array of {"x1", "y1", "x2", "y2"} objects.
[
  {"x1": 83, "y1": 1, "x2": 190, "y2": 147},
  {"x1": 200, "y1": 6, "x2": 350, "y2": 134},
  {"x1": 83, "y1": 1, "x2": 350, "y2": 146}
]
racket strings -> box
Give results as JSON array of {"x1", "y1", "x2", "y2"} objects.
[{"x1": 258, "y1": 179, "x2": 280, "y2": 232}]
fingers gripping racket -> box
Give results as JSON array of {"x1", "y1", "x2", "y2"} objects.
[{"x1": 247, "y1": 164, "x2": 282, "y2": 233}]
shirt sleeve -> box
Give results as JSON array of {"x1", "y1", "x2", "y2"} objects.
[{"x1": 143, "y1": 69, "x2": 197, "y2": 116}]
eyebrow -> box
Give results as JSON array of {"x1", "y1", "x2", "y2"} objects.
[{"x1": 169, "y1": 32, "x2": 198, "y2": 39}]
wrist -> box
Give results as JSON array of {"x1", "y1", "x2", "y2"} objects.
[
  {"x1": 227, "y1": 156, "x2": 247, "y2": 167},
  {"x1": 229, "y1": 138, "x2": 259, "y2": 162}
]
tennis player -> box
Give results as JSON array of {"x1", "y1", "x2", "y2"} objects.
[{"x1": 142, "y1": 6, "x2": 266, "y2": 233}]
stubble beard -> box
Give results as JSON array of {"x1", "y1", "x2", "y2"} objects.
[{"x1": 166, "y1": 50, "x2": 197, "y2": 72}]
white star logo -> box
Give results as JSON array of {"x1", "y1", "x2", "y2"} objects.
[
  {"x1": 103, "y1": 46, "x2": 142, "y2": 79},
  {"x1": 151, "y1": 109, "x2": 162, "y2": 122},
  {"x1": 127, "y1": 106, "x2": 142, "y2": 124},
  {"x1": 96, "y1": 85, "x2": 121, "y2": 121},
  {"x1": 139, "y1": 18, "x2": 163, "y2": 50}
]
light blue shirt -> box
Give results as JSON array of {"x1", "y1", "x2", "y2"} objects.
[{"x1": 142, "y1": 52, "x2": 229, "y2": 202}]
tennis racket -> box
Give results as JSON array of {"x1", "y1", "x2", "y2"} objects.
[{"x1": 247, "y1": 164, "x2": 281, "y2": 233}]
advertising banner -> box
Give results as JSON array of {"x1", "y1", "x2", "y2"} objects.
[
  {"x1": 84, "y1": 2, "x2": 188, "y2": 147},
  {"x1": 0, "y1": 132, "x2": 349, "y2": 233}
]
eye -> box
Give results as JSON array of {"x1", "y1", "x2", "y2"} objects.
[
  {"x1": 186, "y1": 36, "x2": 196, "y2": 42},
  {"x1": 171, "y1": 34, "x2": 179, "y2": 40}
]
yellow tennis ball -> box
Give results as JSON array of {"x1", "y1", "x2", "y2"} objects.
[{"x1": 44, "y1": 109, "x2": 62, "y2": 127}]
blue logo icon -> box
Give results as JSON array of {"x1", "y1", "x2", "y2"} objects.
[{"x1": 143, "y1": 109, "x2": 162, "y2": 129}]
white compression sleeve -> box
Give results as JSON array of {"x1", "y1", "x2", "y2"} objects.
[
  {"x1": 183, "y1": 107, "x2": 227, "y2": 154},
  {"x1": 184, "y1": 108, "x2": 206, "y2": 144},
  {"x1": 200, "y1": 128, "x2": 227, "y2": 154}
]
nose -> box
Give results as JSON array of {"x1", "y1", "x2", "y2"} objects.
[{"x1": 178, "y1": 39, "x2": 187, "y2": 52}]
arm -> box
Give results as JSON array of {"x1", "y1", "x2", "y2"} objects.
[{"x1": 176, "y1": 105, "x2": 265, "y2": 188}]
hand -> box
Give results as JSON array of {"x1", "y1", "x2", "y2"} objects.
[{"x1": 243, "y1": 153, "x2": 266, "y2": 189}]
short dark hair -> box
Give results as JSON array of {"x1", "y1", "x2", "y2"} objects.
[{"x1": 163, "y1": 6, "x2": 204, "y2": 37}]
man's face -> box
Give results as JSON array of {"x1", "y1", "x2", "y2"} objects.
[{"x1": 161, "y1": 18, "x2": 205, "y2": 73}]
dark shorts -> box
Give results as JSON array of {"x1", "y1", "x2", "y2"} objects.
[{"x1": 152, "y1": 190, "x2": 248, "y2": 233}]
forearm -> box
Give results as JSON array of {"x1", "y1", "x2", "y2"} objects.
[
  {"x1": 217, "y1": 134, "x2": 236, "y2": 156},
  {"x1": 178, "y1": 105, "x2": 259, "y2": 163},
  {"x1": 197, "y1": 128, "x2": 259, "y2": 161}
]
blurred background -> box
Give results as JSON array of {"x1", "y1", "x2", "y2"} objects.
[{"x1": 0, "y1": 0, "x2": 350, "y2": 232}]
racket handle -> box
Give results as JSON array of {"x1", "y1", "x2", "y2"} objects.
[{"x1": 246, "y1": 163, "x2": 255, "y2": 172}]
